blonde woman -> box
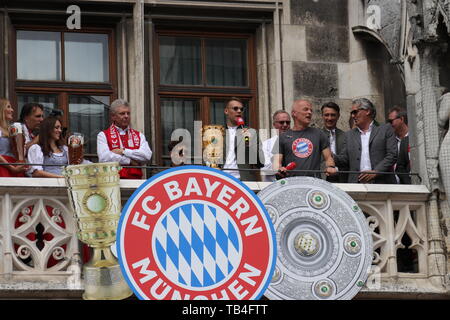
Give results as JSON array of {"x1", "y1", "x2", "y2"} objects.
[{"x1": 0, "y1": 99, "x2": 27, "y2": 177}]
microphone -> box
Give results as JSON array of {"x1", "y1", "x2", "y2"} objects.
[
  {"x1": 236, "y1": 117, "x2": 249, "y2": 142},
  {"x1": 286, "y1": 162, "x2": 297, "y2": 171},
  {"x1": 276, "y1": 161, "x2": 296, "y2": 180}
]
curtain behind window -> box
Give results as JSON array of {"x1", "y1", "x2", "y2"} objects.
[
  {"x1": 68, "y1": 95, "x2": 110, "y2": 154},
  {"x1": 159, "y1": 37, "x2": 201, "y2": 86},
  {"x1": 206, "y1": 39, "x2": 247, "y2": 87}
]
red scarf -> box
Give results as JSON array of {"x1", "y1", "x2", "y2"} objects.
[{"x1": 104, "y1": 125, "x2": 143, "y2": 179}]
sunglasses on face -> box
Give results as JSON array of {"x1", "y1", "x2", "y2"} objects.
[
  {"x1": 350, "y1": 108, "x2": 364, "y2": 116},
  {"x1": 231, "y1": 106, "x2": 245, "y2": 112},
  {"x1": 275, "y1": 121, "x2": 291, "y2": 125},
  {"x1": 387, "y1": 116, "x2": 400, "y2": 124}
]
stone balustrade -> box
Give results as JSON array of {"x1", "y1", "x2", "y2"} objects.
[{"x1": 0, "y1": 178, "x2": 446, "y2": 299}]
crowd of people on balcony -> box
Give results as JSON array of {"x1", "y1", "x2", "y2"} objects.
[{"x1": 0, "y1": 96, "x2": 411, "y2": 184}]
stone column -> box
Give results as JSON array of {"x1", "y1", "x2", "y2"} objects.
[
  {"x1": 0, "y1": 11, "x2": 4, "y2": 98},
  {"x1": 130, "y1": 0, "x2": 145, "y2": 133},
  {"x1": 427, "y1": 193, "x2": 447, "y2": 289}
]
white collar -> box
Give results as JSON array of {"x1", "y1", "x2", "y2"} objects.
[
  {"x1": 357, "y1": 121, "x2": 374, "y2": 134},
  {"x1": 114, "y1": 125, "x2": 130, "y2": 134}
]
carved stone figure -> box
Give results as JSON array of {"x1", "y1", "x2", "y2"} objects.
[{"x1": 438, "y1": 93, "x2": 450, "y2": 209}]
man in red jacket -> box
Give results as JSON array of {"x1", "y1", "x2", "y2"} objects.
[{"x1": 97, "y1": 99, "x2": 152, "y2": 179}]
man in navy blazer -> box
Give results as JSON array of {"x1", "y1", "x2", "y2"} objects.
[{"x1": 334, "y1": 98, "x2": 398, "y2": 184}]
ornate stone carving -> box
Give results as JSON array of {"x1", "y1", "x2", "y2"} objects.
[{"x1": 438, "y1": 93, "x2": 450, "y2": 211}]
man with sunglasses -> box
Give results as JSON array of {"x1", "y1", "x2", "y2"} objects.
[
  {"x1": 221, "y1": 97, "x2": 264, "y2": 181},
  {"x1": 273, "y1": 99, "x2": 337, "y2": 179},
  {"x1": 321, "y1": 102, "x2": 347, "y2": 183},
  {"x1": 388, "y1": 106, "x2": 411, "y2": 184},
  {"x1": 334, "y1": 98, "x2": 397, "y2": 184},
  {"x1": 261, "y1": 110, "x2": 291, "y2": 182}
]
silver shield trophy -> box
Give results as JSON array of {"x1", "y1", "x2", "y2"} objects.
[{"x1": 258, "y1": 177, "x2": 373, "y2": 300}]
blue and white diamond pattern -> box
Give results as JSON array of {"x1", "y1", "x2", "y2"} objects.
[{"x1": 153, "y1": 202, "x2": 241, "y2": 288}]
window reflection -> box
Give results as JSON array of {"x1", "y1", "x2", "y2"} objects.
[
  {"x1": 159, "y1": 37, "x2": 202, "y2": 86},
  {"x1": 161, "y1": 98, "x2": 200, "y2": 165},
  {"x1": 17, "y1": 31, "x2": 61, "y2": 81},
  {"x1": 206, "y1": 39, "x2": 247, "y2": 87},
  {"x1": 65, "y1": 33, "x2": 109, "y2": 82},
  {"x1": 17, "y1": 93, "x2": 57, "y2": 117},
  {"x1": 69, "y1": 95, "x2": 110, "y2": 154}
]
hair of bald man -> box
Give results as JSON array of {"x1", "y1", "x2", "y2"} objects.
[{"x1": 292, "y1": 99, "x2": 312, "y2": 110}]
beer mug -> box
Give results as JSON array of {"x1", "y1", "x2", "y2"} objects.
[
  {"x1": 68, "y1": 133, "x2": 84, "y2": 165},
  {"x1": 9, "y1": 122, "x2": 25, "y2": 162}
]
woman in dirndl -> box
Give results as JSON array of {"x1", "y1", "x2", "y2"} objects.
[
  {"x1": 0, "y1": 99, "x2": 27, "y2": 177},
  {"x1": 27, "y1": 116, "x2": 68, "y2": 178}
]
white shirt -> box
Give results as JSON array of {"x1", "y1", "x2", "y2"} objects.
[
  {"x1": 223, "y1": 126, "x2": 240, "y2": 179},
  {"x1": 27, "y1": 145, "x2": 91, "y2": 175},
  {"x1": 97, "y1": 126, "x2": 152, "y2": 165},
  {"x1": 261, "y1": 135, "x2": 278, "y2": 182},
  {"x1": 394, "y1": 132, "x2": 409, "y2": 183},
  {"x1": 27, "y1": 145, "x2": 67, "y2": 175},
  {"x1": 358, "y1": 122, "x2": 374, "y2": 172},
  {"x1": 21, "y1": 124, "x2": 33, "y2": 145},
  {"x1": 326, "y1": 129, "x2": 337, "y2": 155}
]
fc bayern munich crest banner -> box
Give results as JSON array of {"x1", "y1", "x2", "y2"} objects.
[{"x1": 117, "y1": 166, "x2": 276, "y2": 300}]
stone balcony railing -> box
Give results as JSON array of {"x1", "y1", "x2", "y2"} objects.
[{"x1": 0, "y1": 178, "x2": 447, "y2": 299}]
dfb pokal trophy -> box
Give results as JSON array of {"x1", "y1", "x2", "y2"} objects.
[
  {"x1": 63, "y1": 162, "x2": 132, "y2": 300},
  {"x1": 202, "y1": 125, "x2": 225, "y2": 168}
]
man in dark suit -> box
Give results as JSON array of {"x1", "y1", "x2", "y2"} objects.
[
  {"x1": 396, "y1": 136, "x2": 411, "y2": 184},
  {"x1": 387, "y1": 106, "x2": 411, "y2": 184},
  {"x1": 334, "y1": 98, "x2": 398, "y2": 184},
  {"x1": 221, "y1": 97, "x2": 264, "y2": 181},
  {"x1": 321, "y1": 102, "x2": 347, "y2": 183}
]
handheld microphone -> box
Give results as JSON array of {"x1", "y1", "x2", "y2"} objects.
[
  {"x1": 236, "y1": 117, "x2": 249, "y2": 142},
  {"x1": 286, "y1": 162, "x2": 297, "y2": 171}
]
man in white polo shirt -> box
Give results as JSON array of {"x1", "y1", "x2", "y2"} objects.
[{"x1": 261, "y1": 110, "x2": 291, "y2": 182}]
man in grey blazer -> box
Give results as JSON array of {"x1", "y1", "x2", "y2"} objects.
[
  {"x1": 334, "y1": 98, "x2": 398, "y2": 184},
  {"x1": 321, "y1": 102, "x2": 348, "y2": 183}
]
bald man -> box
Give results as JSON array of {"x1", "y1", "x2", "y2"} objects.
[{"x1": 273, "y1": 99, "x2": 337, "y2": 178}]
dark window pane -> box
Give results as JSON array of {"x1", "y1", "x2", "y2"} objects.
[
  {"x1": 69, "y1": 95, "x2": 110, "y2": 154},
  {"x1": 161, "y1": 98, "x2": 200, "y2": 165},
  {"x1": 206, "y1": 39, "x2": 248, "y2": 87},
  {"x1": 65, "y1": 33, "x2": 109, "y2": 82},
  {"x1": 210, "y1": 99, "x2": 249, "y2": 125},
  {"x1": 17, "y1": 93, "x2": 58, "y2": 118},
  {"x1": 17, "y1": 31, "x2": 61, "y2": 81},
  {"x1": 159, "y1": 37, "x2": 201, "y2": 85}
]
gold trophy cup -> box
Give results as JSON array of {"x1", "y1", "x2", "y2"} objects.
[
  {"x1": 202, "y1": 125, "x2": 225, "y2": 168},
  {"x1": 63, "y1": 162, "x2": 132, "y2": 300}
]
